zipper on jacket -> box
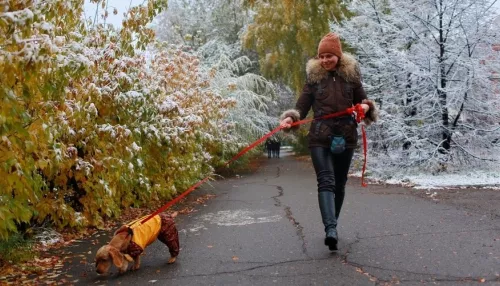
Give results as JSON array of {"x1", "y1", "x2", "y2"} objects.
[{"x1": 329, "y1": 70, "x2": 336, "y2": 81}]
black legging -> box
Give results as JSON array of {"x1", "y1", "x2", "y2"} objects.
[{"x1": 310, "y1": 147, "x2": 354, "y2": 219}]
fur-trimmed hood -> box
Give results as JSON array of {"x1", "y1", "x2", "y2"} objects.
[{"x1": 306, "y1": 53, "x2": 361, "y2": 84}]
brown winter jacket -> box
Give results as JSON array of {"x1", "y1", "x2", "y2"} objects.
[{"x1": 280, "y1": 53, "x2": 378, "y2": 149}]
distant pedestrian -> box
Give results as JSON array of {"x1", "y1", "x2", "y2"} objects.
[
  {"x1": 265, "y1": 138, "x2": 272, "y2": 159},
  {"x1": 276, "y1": 139, "x2": 281, "y2": 158},
  {"x1": 271, "y1": 139, "x2": 277, "y2": 158}
]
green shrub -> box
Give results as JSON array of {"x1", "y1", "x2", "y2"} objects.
[
  {"x1": 0, "y1": 234, "x2": 34, "y2": 266},
  {"x1": 290, "y1": 128, "x2": 311, "y2": 156}
]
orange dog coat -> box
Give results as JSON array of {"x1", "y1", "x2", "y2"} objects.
[
  {"x1": 127, "y1": 215, "x2": 162, "y2": 250},
  {"x1": 124, "y1": 213, "x2": 179, "y2": 258}
]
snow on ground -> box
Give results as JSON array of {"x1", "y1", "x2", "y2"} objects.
[
  {"x1": 352, "y1": 169, "x2": 500, "y2": 190},
  {"x1": 385, "y1": 171, "x2": 500, "y2": 189},
  {"x1": 34, "y1": 228, "x2": 63, "y2": 248},
  {"x1": 346, "y1": 148, "x2": 500, "y2": 190}
]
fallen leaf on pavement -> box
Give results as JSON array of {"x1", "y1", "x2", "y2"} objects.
[{"x1": 178, "y1": 207, "x2": 196, "y2": 214}]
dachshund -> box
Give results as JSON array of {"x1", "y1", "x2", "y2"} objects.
[{"x1": 95, "y1": 212, "x2": 179, "y2": 275}]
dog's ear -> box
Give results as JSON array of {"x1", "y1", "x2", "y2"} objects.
[
  {"x1": 109, "y1": 228, "x2": 132, "y2": 252},
  {"x1": 114, "y1": 225, "x2": 131, "y2": 236},
  {"x1": 170, "y1": 211, "x2": 178, "y2": 218},
  {"x1": 108, "y1": 246, "x2": 125, "y2": 268}
]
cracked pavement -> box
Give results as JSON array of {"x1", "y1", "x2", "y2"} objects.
[{"x1": 59, "y1": 149, "x2": 500, "y2": 285}]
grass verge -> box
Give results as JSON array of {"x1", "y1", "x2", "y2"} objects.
[{"x1": 0, "y1": 233, "x2": 35, "y2": 268}]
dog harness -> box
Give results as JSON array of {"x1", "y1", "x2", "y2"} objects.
[{"x1": 126, "y1": 214, "x2": 162, "y2": 250}]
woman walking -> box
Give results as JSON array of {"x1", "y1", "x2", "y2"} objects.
[{"x1": 279, "y1": 32, "x2": 378, "y2": 250}]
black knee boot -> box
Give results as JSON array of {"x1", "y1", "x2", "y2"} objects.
[
  {"x1": 318, "y1": 191, "x2": 338, "y2": 250},
  {"x1": 335, "y1": 189, "x2": 345, "y2": 220}
]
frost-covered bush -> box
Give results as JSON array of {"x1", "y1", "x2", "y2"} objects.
[
  {"x1": 205, "y1": 55, "x2": 276, "y2": 142},
  {"x1": 0, "y1": 0, "x2": 243, "y2": 239}
]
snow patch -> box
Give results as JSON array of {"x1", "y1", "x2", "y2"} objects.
[
  {"x1": 188, "y1": 224, "x2": 206, "y2": 232},
  {"x1": 355, "y1": 168, "x2": 500, "y2": 189},
  {"x1": 35, "y1": 229, "x2": 63, "y2": 247},
  {"x1": 199, "y1": 209, "x2": 282, "y2": 226}
]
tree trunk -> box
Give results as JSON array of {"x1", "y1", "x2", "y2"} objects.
[
  {"x1": 438, "y1": 0, "x2": 450, "y2": 153},
  {"x1": 403, "y1": 72, "x2": 415, "y2": 150}
]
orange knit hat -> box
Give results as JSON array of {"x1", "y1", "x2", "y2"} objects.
[{"x1": 317, "y1": 32, "x2": 343, "y2": 58}]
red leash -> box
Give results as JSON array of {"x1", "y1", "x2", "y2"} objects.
[
  {"x1": 361, "y1": 125, "x2": 368, "y2": 187},
  {"x1": 140, "y1": 105, "x2": 368, "y2": 224},
  {"x1": 349, "y1": 105, "x2": 369, "y2": 187}
]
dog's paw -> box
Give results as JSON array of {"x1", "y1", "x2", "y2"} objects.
[
  {"x1": 132, "y1": 264, "x2": 141, "y2": 271},
  {"x1": 124, "y1": 254, "x2": 134, "y2": 262},
  {"x1": 167, "y1": 257, "x2": 176, "y2": 264}
]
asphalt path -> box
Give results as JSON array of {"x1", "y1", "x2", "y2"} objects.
[{"x1": 49, "y1": 149, "x2": 500, "y2": 285}]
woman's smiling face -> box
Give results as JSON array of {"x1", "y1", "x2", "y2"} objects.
[{"x1": 319, "y1": 53, "x2": 339, "y2": 71}]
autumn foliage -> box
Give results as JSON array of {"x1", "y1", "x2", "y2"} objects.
[
  {"x1": 243, "y1": 0, "x2": 349, "y2": 93},
  {"x1": 0, "y1": 0, "x2": 241, "y2": 239}
]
